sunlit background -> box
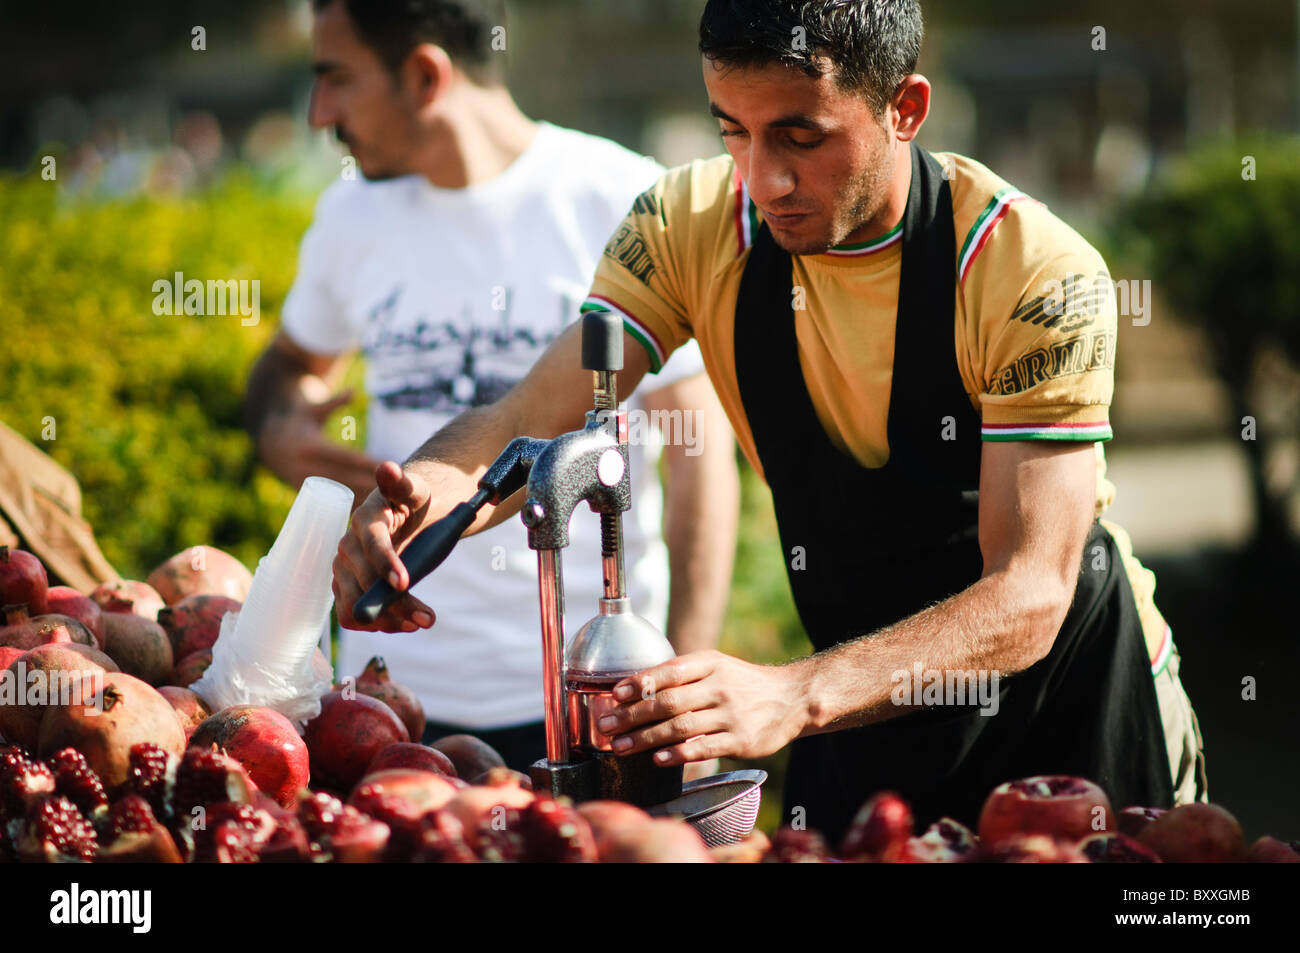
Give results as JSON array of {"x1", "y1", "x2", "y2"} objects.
[{"x1": 2, "y1": 0, "x2": 1297, "y2": 837}]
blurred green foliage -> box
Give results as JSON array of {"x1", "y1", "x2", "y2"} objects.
[
  {"x1": 1117, "y1": 137, "x2": 1300, "y2": 371},
  {"x1": 0, "y1": 173, "x2": 313, "y2": 577},
  {"x1": 1116, "y1": 136, "x2": 1300, "y2": 551}
]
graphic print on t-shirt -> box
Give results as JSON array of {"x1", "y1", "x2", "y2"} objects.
[{"x1": 360, "y1": 280, "x2": 585, "y2": 414}]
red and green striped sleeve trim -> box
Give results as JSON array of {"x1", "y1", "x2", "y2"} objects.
[
  {"x1": 581, "y1": 296, "x2": 666, "y2": 372},
  {"x1": 981, "y1": 421, "x2": 1113, "y2": 442},
  {"x1": 958, "y1": 187, "x2": 1035, "y2": 285},
  {"x1": 733, "y1": 167, "x2": 759, "y2": 255},
  {"x1": 1150, "y1": 624, "x2": 1173, "y2": 676}
]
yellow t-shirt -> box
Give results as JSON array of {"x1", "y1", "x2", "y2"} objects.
[{"x1": 585, "y1": 151, "x2": 1171, "y2": 671}]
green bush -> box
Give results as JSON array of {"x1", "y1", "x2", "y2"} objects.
[{"x1": 0, "y1": 173, "x2": 315, "y2": 577}]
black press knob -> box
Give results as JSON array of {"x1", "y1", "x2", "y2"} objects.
[{"x1": 582, "y1": 309, "x2": 623, "y2": 373}]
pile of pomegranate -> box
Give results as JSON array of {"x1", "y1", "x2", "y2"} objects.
[
  {"x1": 744, "y1": 778, "x2": 1300, "y2": 863},
  {"x1": 3, "y1": 543, "x2": 1297, "y2": 863}
]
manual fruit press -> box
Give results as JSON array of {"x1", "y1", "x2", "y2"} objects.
[{"x1": 354, "y1": 311, "x2": 763, "y2": 840}]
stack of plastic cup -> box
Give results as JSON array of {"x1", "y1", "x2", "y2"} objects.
[{"x1": 192, "y1": 476, "x2": 353, "y2": 727}]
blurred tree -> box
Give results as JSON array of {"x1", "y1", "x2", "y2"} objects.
[{"x1": 1117, "y1": 137, "x2": 1300, "y2": 555}]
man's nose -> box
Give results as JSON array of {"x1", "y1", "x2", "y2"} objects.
[
  {"x1": 308, "y1": 80, "x2": 337, "y2": 130},
  {"x1": 742, "y1": 140, "x2": 796, "y2": 209}
]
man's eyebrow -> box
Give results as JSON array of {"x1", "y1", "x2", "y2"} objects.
[
  {"x1": 312, "y1": 61, "x2": 341, "y2": 75},
  {"x1": 708, "y1": 102, "x2": 826, "y2": 133}
]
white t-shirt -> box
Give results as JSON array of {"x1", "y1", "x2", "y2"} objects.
[{"x1": 281, "y1": 122, "x2": 705, "y2": 728}]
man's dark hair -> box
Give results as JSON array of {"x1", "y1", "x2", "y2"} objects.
[
  {"x1": 314, "y1": 0, "x2": 508, "y2": 84},
  {"x1": 699, "y1": 1, "x2": 923, "y2": 114}
]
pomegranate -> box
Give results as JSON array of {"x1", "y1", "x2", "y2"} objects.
[
  {"x1": 157, "y1": 686, "x2": 212, "y2": 738},
  {"x1": 124, "y1": 743, "x2": 178, "y2": 821},
  {"x1": 1117, "y1": 806, "x2": 1167, "y2": 838},
  {"x1": 710, "y1": 829, "x2": 771, "y2": 863},
  {"x1": 469, "y1": 805, "x2": 527, "y2": 862},
  {"x1": 90, "y1": 579, "x2": 166, "y2": 621},
  {"x1": 969, "y1": 834, "x2": 1090, "y2": 863},
  {"x1": 169, "y1": 649, "x2": 213, "y2": 688},
  {"x1": 26, "y1": 614, "x2": 98, "y2": 648},
  {"x1": 304, "y1": 686, "x2": 405, "y2": 790},
  {"x1": 1246, "y1": 836, "x2": 1300, "y2": 863},
  {"x1": 442, "y1": 774, "x2": 535, "y2": 833},
  {"x1": 96, "y1": 795, "x2": 183, "y2": 863},
  {"x1": 0, "y1": 642, "x2": 118, "y2": 749},
  {"x1": 0, "y1": 748, "x2": 56, "y2": 820},
  {"x1": 146, "y1": 546, "x2": 252, "y2": 605},
  {"x1": 327, "y1": 813, "x2": 392, "y2": 863},
  {"x1": 172, "y1": 748, "x2": 255, "y2": 823},
  {"x1": 431, "y1": 733, "x2": 506, "y2": 780},
  {"x1": 576, "y1": 799, "x2": 654, "y2": 852},
  {"x1": 1079, "y1": 832, "x2": 1162, "y2": 863},
  {"x1": 191, "y1": 801, "x2": 277, "y2": 863},
  {"x1": 45, "y1": 587, "x2": 104, "y2": 647},
  {"x1": 598, "y1": 818, "x2": 714, "y2": 863},
  {"x1": 0, "y1": 547, "x2": 49, "y2": 615},
  {"x1": 0, "y1": 605, "x2": 52, "y2": 650},
  {"x1": 414, "y1": 809, "x2": 477, "y2": 863},
  {"x1": 841, "y1": 790, "x2": 913, "y2": 861},
  {"x1": 1137, "y1": 803, "x2": 1245, "y2": 863},
  {"x1": 188, "y1": 705, "x2": 310, "y2": 808},
  {"x1": 365, "y1": 742, "x2": 457, "y2": 779},
  {"x1": 897, "y1": 818, "x2": 979, "y2": 863},
  {"x1": 46, "y1": 747, "x2": 108, "y2": 820},
  {"x1": 0, "y1": 645, "x2": 24, "y2": 671},
  {"x1": 100, "y1": 613, "x2": 173, "y2": 686},
  {"x1": 258, "y1": 812, "x2": 312, "y2": 863},
  {"x1": 349, "y1": 768, "x2": 459, "y2": 817},
  {"x1": 157, "y1": 594, "x2": 241, "y2": 660},
  {"x1": 519, "y1": 797, "x2": 597, "y2": 863},
  {"x1": 353, "y1": 656, "x2": 425, "y2": 742},
  {"x1": 304, "y1": 691, "x2": 409, "y2": 792},
  {"x1": 198, "y1": 822, "x2": 258, "y2": 863},
  {"x1": 35, "y1": 672, "x2": 185, "y2": 793},
  {"x1": 15, "y1": 793, "x2": 98, "y2": 862},
  {"x1": 298, "y1": 791, "x2": 390, "y2": 863},
  {"x1": 472, "y1": 766, "x2": 531, "y2": 789},
  {"x1": 766, "y1": 826, "x2": 832, "y2": 863},
  {"x1": 345, "y1": 786, "x2": 437, "y2": 861},
  {"x1": 0, "y1": 606, "x2": 90, "y2": 650},
  {"x1": 978, "y1": 775, "x2": 1114, "y2": 845}
]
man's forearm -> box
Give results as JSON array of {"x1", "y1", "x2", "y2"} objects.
[
  {"x1": 244, "y1": 346, "x2": 308, "y2": 443},
  {"x1": 402, "y1": 404, "x2": 533, "y2": 534},
  {"x1": 787, "y1": 568, "x2": 1074, "y2": 736}
]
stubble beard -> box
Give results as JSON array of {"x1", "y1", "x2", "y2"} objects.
[{"x1": 769, "y1": 150, "x2": 894, "y2": 257}]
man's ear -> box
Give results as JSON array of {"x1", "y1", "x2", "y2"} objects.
[
  {"x1": 404, "y1": 43, "x2": 455, "y2": 109},
  {"x1": 891, "y1": 75, "x2": 931, "y2": 143}
]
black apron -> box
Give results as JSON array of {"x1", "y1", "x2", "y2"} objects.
[{"x1": 733, "y1": 143, "x2": 1173, "y2": 844}]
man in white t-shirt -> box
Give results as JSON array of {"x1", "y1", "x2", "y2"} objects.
[{"x1": 245, "y1": 0, "x2": 739, "y2": 771}]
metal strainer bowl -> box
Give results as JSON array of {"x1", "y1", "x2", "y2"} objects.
[{"x1": 647, "y1": 769, "x2": 768, "y2": 847}]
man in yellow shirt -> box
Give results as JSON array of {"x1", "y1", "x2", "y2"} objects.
[{"x1": 334, "y1": 0, "x2": 1206, "y2": 841}]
